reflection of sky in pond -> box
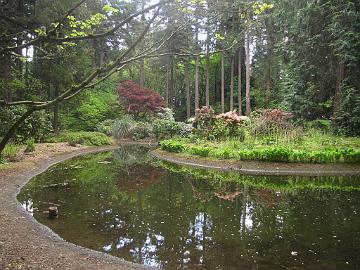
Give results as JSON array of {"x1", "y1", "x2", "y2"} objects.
[
  {"x1": 22, "y1": 198, "x2": 34, "y2": 216},
  {"x1": 17, "y1": 147, "x2": 360, "y2": 269}
]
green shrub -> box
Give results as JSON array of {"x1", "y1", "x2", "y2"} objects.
[
  {"x1": 47, "y1": 131, "x2": 112, "y2": 146},
  {"x1": 153, "y1": 119, "x2": 183, "y2": 139},
  {"x1": 63, "y1": 83, "x2": 120, "y2": 131},
  {"x1": 0, "y1": 106, "x2": 52, "y2": 143},
  {"x1": 160, "y1": 140, "x2": 185, "y2": 153},
  {"x1": 129, "y1": 123, "x2": 153, "y2": 140},
  {"x1": 24, "y1": 138, "x2": 35, "y2": 153},
  {"x1": 306, "y1": 120, "x2": 331, "y2": 133},
  {"x1": 96, "y1": 119, "x2": 115, "y2": 136},
  {"x1": 1, "y1": 144, "x2": 21, "y2": 162},
  {"x1": 193, "y1": 106, "x2": 216, "y2": 136}
]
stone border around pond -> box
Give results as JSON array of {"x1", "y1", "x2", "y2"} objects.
[
  {"x1": 0, "y1": 144, "x2": 153, "y2": 270},
  {"x1": 151, "y1": 149, "x2": 360, "y2": 177}
]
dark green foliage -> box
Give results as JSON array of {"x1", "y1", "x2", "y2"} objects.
[
  {"x1": 333, "y1": 85, "x2": 360, "y2": 136},
  {"x1": 152, "y1": 119, "x2": 183, "y2": 139},
  {"x1": 272, "y1": 0, "x2": 360, "y2": 127},
  {"x1": 46, "y1": 131, "x2": 112, "y2": 146},
  {"x1": 342, "y1": 149, "x2": 360, "y2": 163},
  {"x1": 0, "y1": 107, "x2": 52, "y2": 143},
  {"x1": 306, "y1": 120, "x2": 332, "y2": 133}
]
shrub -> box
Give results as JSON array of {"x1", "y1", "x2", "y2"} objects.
[
  {"x1": 0, "y1": 106, "x2": 52, "y2": 143},
  {"x1": 193, "y1": 106, "x2": 215, "y2": 136},
  {"x1": 251, "y1": 109, "x2": 294, "y2": 137},
  {"x1": 211, "y1": 118, "x2": 246, "y2": 141},
  {"x1": 63, "y1": 85, "x2": 120, "y2": 131},
  {"x1": 306, "y1": 120, "x2": 331, "y2": 133},
  {"x1": 153, "y1": 119, "x2": 182, "y2": 139},
  {"x1": 118, "y1": 80, "x2": 164, "y2": 116},
  {"x1": 160, "y1": 139, "x2": 186, "y2": 153},
  {"x1": 96, "y1": 119, "x2": 116, "y2": 136},
  {"x1": 332, "y1": 85, "x2": 360, "y2": 136},
  {"x1": 129, "y1": 123, "x2": 153, "y2": 140},
  {"x1": 24, "y1": 138, "x2": 35, "y2": 153},
  {"x1": 47, "y1": 132, "x2": 112, "y2": 146}
]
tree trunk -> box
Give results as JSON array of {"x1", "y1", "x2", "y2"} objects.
[
  {"x1": 1, "y1": 54, "x2": 12, "y2": 102},
  {"x1": 0, "y1": 109, "x2": 35, "y2": 155},
  {"x1": 185, "y1": 60, "x2": 191, "y2": 118},
  {"x1": 195, "y1": 56, "x2": 199, "y2": 110},
  {"x1": 139, "y1": 4, "x2": 145, "y2": 87},
  {"x1": 230, "y1": 55, "x2": 234, "y2": 111},
  {"x1": 139, "y1": 59, "x2": 145, "y2": 87},
  {"x1": 194, "y1": 18, "x2": 199, "y2": 111},
  {"x1": 165, "y1": 57, "x2": 170, "y2": 107},
  {"x1": 265, "y1": 18, "x2": 273, "y2": 107},
  {"x1": 53, "y1": 84, "x2": 60, "y2": 133},
  {"x1": 221, "y1": 50, "x2": 225, "y2": 113},
  {"x1": 205, "y1": 14, "x2": 210, "y2": 108},
  {"x1": 245, "y1": 34, "x2": 251, "y2": 116},
  {"x1": 238, "y1": 47, "x2": 242, "y2": 115},
  {"x1": 334, "y1": 60, "x2": 345, "y2": 115}
]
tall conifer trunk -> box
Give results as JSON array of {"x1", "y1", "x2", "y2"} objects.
[
  {"x1": 221, "y1": 50, "x2": 225, "y2": 113},
  {"x1": 334, "y1": 60, "x2": 345, "y2": 115},
  {"x1": 238, "y1": 47, "x2": 242, "y2": 115},
  {"x1": 230, "y1": 55, "x2": 234, "y2": 111},
  {"x1": 245, "y1": 33, "x2": 251, "y2": 116}
]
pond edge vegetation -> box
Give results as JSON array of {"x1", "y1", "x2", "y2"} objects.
[{"x1": 152, "y1": 149, "x2": 360, "y2": 177}]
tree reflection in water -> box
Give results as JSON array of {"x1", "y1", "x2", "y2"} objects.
[{"x1": 18, "y1": 146, "x2": 360, "y2": 269}]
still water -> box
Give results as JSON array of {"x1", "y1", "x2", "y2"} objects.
[{"x1": 18, "y1": 146, "x2": 360, "y2": 269}]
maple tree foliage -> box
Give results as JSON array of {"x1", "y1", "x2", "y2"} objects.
[{"x1": 117, "y1": 80, "x2": 165, "y2": 115}]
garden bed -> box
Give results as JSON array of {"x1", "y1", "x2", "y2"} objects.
[{"x1": 152, "y1": 148, "x2": 360, "y2": 176}]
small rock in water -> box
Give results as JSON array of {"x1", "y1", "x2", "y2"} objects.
[
  {"x1": 291, "y1": 251, "x2": 298, "y2": 256},
  {"x1": 48, "y1": 206, "x2": 58, "y2": 219}
]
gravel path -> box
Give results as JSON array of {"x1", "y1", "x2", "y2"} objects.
[{"x1": 0, "y1": 144, "x2": 149, "y2": 270}]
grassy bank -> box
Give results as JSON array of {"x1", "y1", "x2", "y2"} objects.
[{"x1": 160, "y1": 133, "x2": 360, "y2": 163}]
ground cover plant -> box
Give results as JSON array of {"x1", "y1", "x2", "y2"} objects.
[{"x1": 160, "y1": 108, "x2": 360, "y2": 163}]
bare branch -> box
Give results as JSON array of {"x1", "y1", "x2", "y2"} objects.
[
  {"x1": 0, "y1": 0, "x2": 171, "y2": 54},
  {"x1": 0, "y1": 100, "x2": 46, "y2": 107}
]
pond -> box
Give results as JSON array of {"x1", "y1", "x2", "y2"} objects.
[{"x1": 18, "y1": 145, "x2": 360, "y2": 269}]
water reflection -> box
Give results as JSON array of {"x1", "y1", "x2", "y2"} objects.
[{"x1": 17, "y1": 146, "x2": 360, "y2": 269}]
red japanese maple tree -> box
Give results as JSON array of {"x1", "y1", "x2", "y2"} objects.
[{"x1": 117, "y1": 80, "x2": 165, "y2": 115}]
